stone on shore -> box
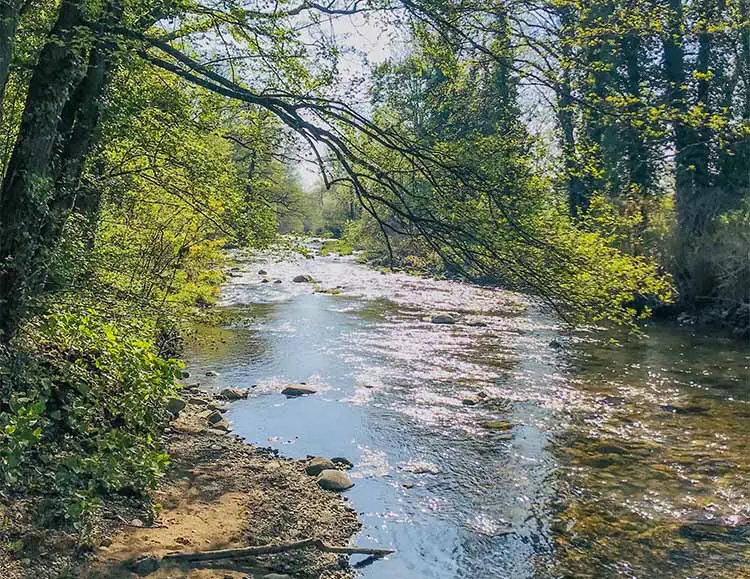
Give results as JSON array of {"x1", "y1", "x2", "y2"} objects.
[
  {"x1": 207, "y1": 410, "x2": 224, "y2": 425},
  {"x1": 210, "y1": 418, "x2": 232, "y2": 432},
  {"x1": 317, "y1": 469, "x2": 354, "y2": 491},
  {"x1": 305, "y1": 457, "x2": 336, "y2": 476},
  {"x1": 293, "y1": 274, "x2": 314, "y2": 283},
  {"x1": 217, "y1": 387, "x2": 248, "y2": 401},
  {"x1": 258, "y1": 269, "x2": 268, "y2": 275},
  {"x1": 166, "y1": 397, "x2": 187, "y2": 416},
  {"x1": 281, "y1": 384, "x2": 317, "y2": 397}
]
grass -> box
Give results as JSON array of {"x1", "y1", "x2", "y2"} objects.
[{"x1": 319, "y1": 239, "x2": 355, "y2": 257}]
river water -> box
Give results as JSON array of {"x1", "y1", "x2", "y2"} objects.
[{"x1": 184, "y1": 243, "x2": 750, "y2": 579}]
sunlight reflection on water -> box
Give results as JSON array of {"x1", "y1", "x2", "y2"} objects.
[{"x1": 186, "y1": 246, "x2": 750, "y2": 579}]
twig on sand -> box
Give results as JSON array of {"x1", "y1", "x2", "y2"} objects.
[{"x1": 160, "y1": 537, "x2": 395, "y2": 563}]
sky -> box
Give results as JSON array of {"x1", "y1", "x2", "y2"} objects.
[{"x1": 295, "y1": 10, "x2": 405, "y2": 191}]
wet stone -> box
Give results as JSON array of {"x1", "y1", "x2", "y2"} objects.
[
  {"x1": 483, "y1": 420, "x2": 513, "y2": 431},
  {"x1": 331, "y1": 456, "x2": 354, "y2": 469},
  {"x1": 281, "y1": 384, "x2": 317, "y2": 397},
  {"x1": 217, "y1": 388, "x2": 248, "y2": 401}
]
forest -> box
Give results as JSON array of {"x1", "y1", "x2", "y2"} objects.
[{"x1": 0, "y1": 0, "x2": 748, "y2": 577}]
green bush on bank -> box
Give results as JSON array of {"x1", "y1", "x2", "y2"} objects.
[{"x1": 0, "y1": 308, "x2": 180, "y2": 529}]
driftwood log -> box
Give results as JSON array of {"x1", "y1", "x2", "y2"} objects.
[{"x1": 160, "y1": 537, "x2": 395, "y2": 563}]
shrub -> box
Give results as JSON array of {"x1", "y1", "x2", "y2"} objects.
[{"x1": 0, "y1": 308, "x2": 180, "y2": 528}]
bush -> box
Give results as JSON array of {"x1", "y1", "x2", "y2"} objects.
[{"x1": 0, "y1": 308, "x2": 180, "y2": 528}]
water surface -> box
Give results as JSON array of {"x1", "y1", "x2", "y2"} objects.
[{"x1": 185, "y1": 245, "x2": 750, "y2": 579}]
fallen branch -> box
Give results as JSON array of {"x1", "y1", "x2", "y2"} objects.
[{"x1": 161, "y1": 537, "x2": 395, "y2": 563}]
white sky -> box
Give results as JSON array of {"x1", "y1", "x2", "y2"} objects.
[{"x1": 295, "y1": 11, "x2": 405, "y2": 191}]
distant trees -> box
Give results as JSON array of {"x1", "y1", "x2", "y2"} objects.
[{"x1": 0, "y1": 0, "x2": 745, "y2": 337}]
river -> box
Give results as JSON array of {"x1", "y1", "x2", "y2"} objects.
[{"x1": 184, "y1": 242, "x2": 750, "y2": 579}]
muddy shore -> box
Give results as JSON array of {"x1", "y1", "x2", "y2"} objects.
[{"x1": 0, "y1": 386, "x2": 362, "y2": 579}]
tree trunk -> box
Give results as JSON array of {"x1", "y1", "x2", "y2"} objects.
[
  {"x1": 0, "y1": 0, "x2": 88, "y2": 340},
  {"x1": 621, "y1": 34, "x2": 650, "y2": 200},
  {"x1": 555, "y1": 7, "x2": 587, "y2": 217},
  {"x1": 0, "y1": 0, "x2": 24, "y2": 106}
]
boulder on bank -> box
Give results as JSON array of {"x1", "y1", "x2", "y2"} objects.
[
  {"x1": 217, "y1": 387, "x2": 248, "y2": 401},
  {"x1": 431, "y1": 313, "x2": 456, "y2": 324},
  {"x1": 258, "y1": 269, "x2": 268, "y2": 275},
  {"x1": 305, "y1": 457, "x2": 336, "y2": 476},
  {"x1": 317, "y1": 469, "x2": 354, "y2": 491},
  {"x1": 293, "y1": 274, "x2": 315, "y2": 283},
  {"x1": 281, "y1": 384, "x2": 317, "y2": 397}
]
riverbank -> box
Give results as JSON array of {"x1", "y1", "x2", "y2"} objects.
[{"x1": 0, "y1": 387, "x2": 361, "y2": 579}]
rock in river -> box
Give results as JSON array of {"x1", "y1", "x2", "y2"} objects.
[
  {"x1": 217, "y1": 387, "x2": 248, "y2": 401},
  {"x1": 431, "y1": 313, "x2": 456, "y2": 324},
  {"x1": 281, "y1": 384, "x2": 317, "y2": 397},
  {"x1": 258, "y1": 269, "x2": 268, "y2": 275},
  {"x1": 331, "y1": 456, "x2": 354, "y2": 469},
  {"x1": 483, "y1": 419, "x2": 513, "y2": 431},
  {"x1": 305, "y1": 457, "x2": 336, "y2": 476},
  {"x1": 293, "y1": 274, "x2": 315, "y2": 283},
  {"x1": 317, "y1": 469, "x2": 354, "y2": 491}
]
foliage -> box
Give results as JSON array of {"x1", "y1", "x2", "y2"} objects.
[{"x1": 0, "y1": 308, "x2": 180, "y2": 528}]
